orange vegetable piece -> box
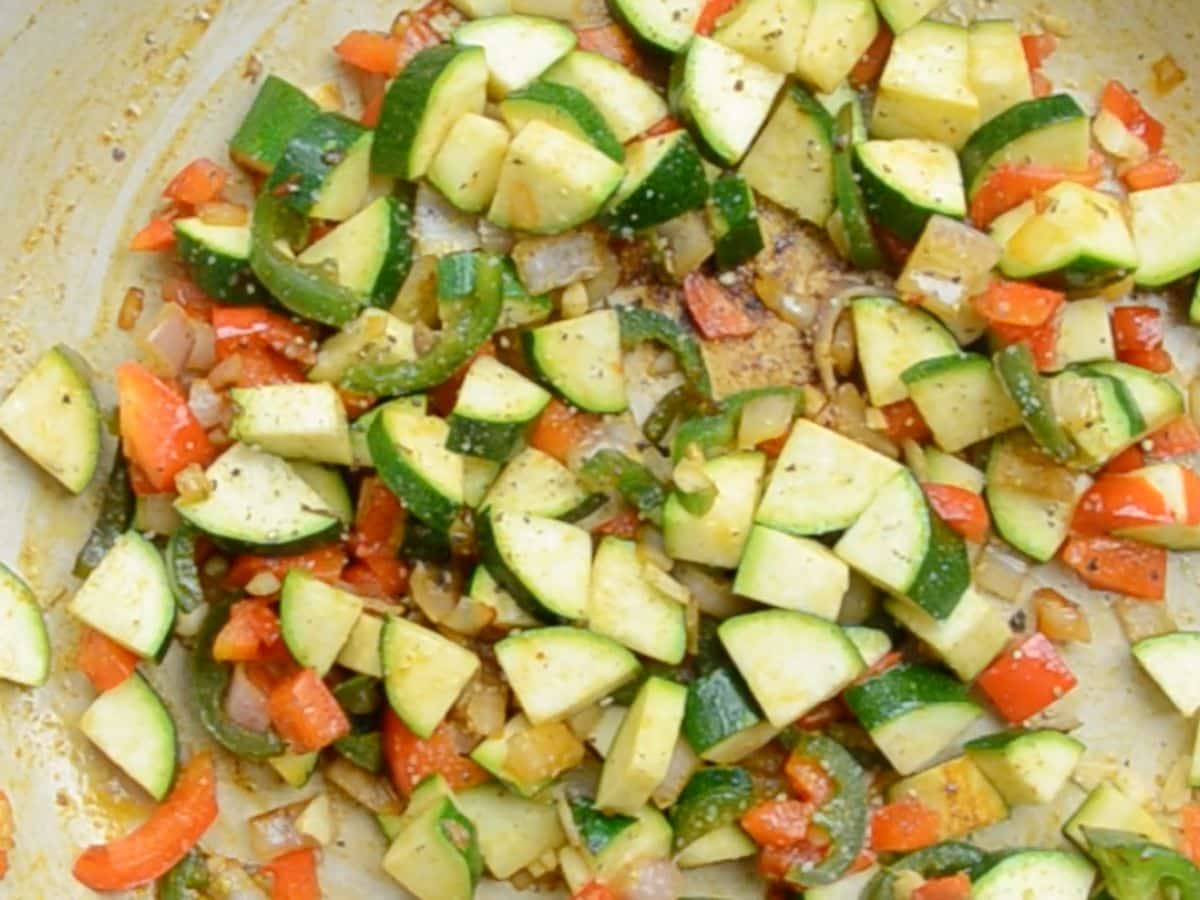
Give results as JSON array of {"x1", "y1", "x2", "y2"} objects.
[
  {"x1": 78, "y1": 628, "x2": 139, "y2": 692},
  {"x1": 382, "y1": 710, "x2": 489, "y2": 797},
  {"x1": 975, "y1": 632, "x2": 1077, "y2": 723},
  {"x1": 267, "y1": 669, "x2": 351, "y2": 752},
  {"x1": 1060, "y1": 533, "x2": 1167, "y2": 600}
]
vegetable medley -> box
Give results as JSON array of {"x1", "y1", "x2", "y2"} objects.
[{"x1": 3, "y1": 0, "x2": 1200, "y2": 897}]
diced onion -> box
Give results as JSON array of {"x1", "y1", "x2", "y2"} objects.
[
  {"x1": 244, "y1": 572, "x2": 281, "y2": 597},
  {"x1": 974, "y1": 542, "x2": 1030, "y2": 602},
  {"x1": 612, "y1": 857, "x2": 684, "y2": 900},
  {"x1": 477, "y1": 218, "x2": 514, "y2": 255},
  {"x1": 988, "y1": 438, "x2": 1080, "y2": 502},
  {"x1": 1033, "y1": 587, "x2": 1091, "y2": 643},
  {"x1": 737, "y1": 391, "x2": 797, "y2": 449},
  {"x1": 186, "y1": 320, "x2": 216, "y2": 373},
  {"x1": 207, "y1": 354, "x2": 245, "y2": 390},
  {"x1": 442, "y1": 596, "x2": 496, "y2": 637},
  {"x1": 652, "y1": 211, "x2": 714, "y2": 280},
  {"x1": 226, "y1": 664, "x2": 271, "y2": 734},
  {"x1": 584, "y1": 239, "x2": 621, "y2": 303},
  {"x1": 641, "y1": 562, "x2": 690, "y2": 606},
  {"x1": 897, "y1": 216, "x2": 997, "y2": 330},
  {"x1": 414, "y1": 183, "x2": 481, "y2": 258},
  {"x1": 456, "y1": 674, "x2": 508, "y2": 739},
  {"x1": 673, "y1": 565, "x2": 750, "y2": 619},
  {"x1": 138, "y1": 302, "x2": 196, "y2": 378},
  {"x1": 390, "y1": 256, "x2": 439, "y2": 325},
  {"x1": 838, "y1": 572, "x2": 878, "y2": 625},
  {"x1": 1113, "y1": 596, "x2": 1176, "y2": 643},
  {"x1": 188, "y1": 378, "x2": 229, "y2": 429},
  {"x1": 512, "y1": 230, "x2": 605, "y2": 296},
  {"x1": 324, "y1": 757, "x2": 401, "y2": 814},
  {"x1": 197, "y1": 201, "x2": 249, "y2": 227},
  {"x1": 206, "y1": 857, "x2": 268, "y2": 900},
  {"x1": 137, "y1": 494, "x2": 181, "y2": 535},
  {"x1": 248, "y1": 802, "x2": 316, "y2": 860},
  {"x1": 505, "y1": 722, "x2": 585, "y2": 785},
  {"x1": 652, "y1": 740, "x2": 698, "y2": 808},
  {"x1": 410, "y1": 562, "x2": 459, "y2": 624},
  {"x1": 1093, "y1": 109, "x2": 1150, "y2": 163},
  {"x1": 174, "y1": 463, "x2": 212, "y2": 503},
  {"x1": 559, "y1": 282, "x2": 591, "y2": 319},
  {"x1": 118, "y1": 287, "x2": 144, "y2": 331},
  {"x1": 828, "y1": 383, "x2": 898, "y2": 458}
]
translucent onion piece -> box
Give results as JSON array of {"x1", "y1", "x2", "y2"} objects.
[
  {"x1": 226, "y1": 664, "x2": 271, "y2": 734},
  {"x1": 512, "y1": 229, "x2": 605, "y2": 296},
  {"x1": 736, "y1": 391, "x2": 796, "y2": 449},
  {"x1": 248, "y1": 802, "x2": 315, "y2": 860},
  {"x1": 974, "y1": 542, "x2": 1030, "y2": 602},
  {"x1": 138, "y1": 302, "x2": 196, "y2": 378},
  {"x1": 324, "y1": 756, "x2": 401, "y2": 814},
  {"x1": 1093, "y1": 109, "x2": 1150, "y2": 163}
]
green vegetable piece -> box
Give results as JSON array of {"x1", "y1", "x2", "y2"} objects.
[
  {"x1": 833, "y1": 105, "x2": 884, "y2": 271},
  {"x1": 617, "y1": 306, "x2": 713, "y2": 403},
  {"x1": 158, "y1": 849, "x2": 210, "y2": 900},
  {"x1": 671, "y1": 386, "x2": 803, "y2": 462},
  {"x1": 333, "y1": 674, "x2": 383, "y2": 716},
  {"x1": 1084, "y1": 828, "x2": 1200, "y2": 900},
  {"x1": 343, "y1": 253, "x2": 503, "y2": 395},
  {"x1": 580, "y1": 449, "x2": 668, "y2": 523},
  {"x1": 192, "y1": 599, "x2": 284, "y2": 759},
  {"x1": 74, "y1": 451, "x2": 133, "y2": 578},
  {"x1": 671, "y1": 767, "x2": 755, "y2": 849},
  {"x1": 166, "y1": 526, "x2": 204, "y2": 614},
  {"x1": 863, "y1": 840, "x2": 989, "y2": 899},
  {"x1": 643, "y1": 385, "x2": 692, "y2": 449},
  {"x1": 335, "y1": 731, "x2": 385, "y2": 773},
  {"x1": 570, "y1": 797, "x2": 637, "y2": 855}
]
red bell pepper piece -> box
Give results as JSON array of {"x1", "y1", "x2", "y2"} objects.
[
  {"x1": 922, "y1": 483, "x2": 990, "y2": 543},
  {"x1": 1071, "y1": 473, "x2": 1174, "y2": 534},
  {"x1": 116, "y1": 362, "x2": 215, "y2": 492},
  {"x1": 576, "y1": 23, "x2": 644, "y2": 67},
  {"x1": 212, "y1": 600, "x2": 286, "y2": 663},
  {"x1": 1182, "y1": 805, "x2": 1200, "y2": 866},
  {"x1": 684, "y1": 273, "x2": 759, "y2": 339},
  {"x1": 72, "y1": 753, "x2": 218, "y2": 891},
  {"x1": 976, "y1": 632, "x2": 1077, "y2": 723},
  {"x1": 1122, "y1": 154, "x2": 1184, "y2": 191},
  {"x1": 382, "y1": 710, "x2": 490, "y2": 796},
  {"x1": 163, "y1": 158, "x2": 229, "y2": 206},
  {"x1": 224, "y1": 545, "x2": 347, "y2": 589},
  {"x1": 352, "y1": 477, "x2": 407, "y2": 559},
  {"x1": 528, "y1": 398, "x2": 600, "y2": 464},
  {"x1": 341, "y1": 555, "x2": 410, "y2": 599},
  {"x1": 592, "y1": 507, "x2": 641, "y2": 540},
  {"x1": 913, "y1": 873, "x2": 971, "y2": 900},
  {"x1": 880, "y1": 399, "x2": 932, "y2": 444},
  {"x1": 334, "y1": 30, "x2": 402, "y2": 76},
  {"x1": 265, "y1": 847, "x2": 320, "y2": 900},
  {"x1": 268, "y1": 668, "x2": 351, "y2": 752},
  {"x1": 741, "y1": 800, "x2": 814, "y2": 847},
  {"x1": 971, "y1": 279, "x2": 1064, "y2": 327},
  {"x1": 129, "y1": 214, "x2": 179, "y2": 252},
  {"x1": 1020, "y1": 32, "x2": 1058, "y2": 70},
  {"x1": 1101, "y1": 80, "x2": 1165, "y2": 154},
  {"x1": 694, "y1": 0, "x2": 740, "y2": 36},
  {"x1": 1061, "y1": 533, "x2": 1167, "y2": 600},
  {"x1": 869, "y1": 798, "x2": 940, "y2": 852},
  {"x1": 850, "y1": 26, "x2": 894, "y2": 88},
  {"x1": 968, "y1": 159, "x2": 1103, "y2": 228},
  {"x1": 212, "y1": 306, "x2": 317, "y2": 366},
  {"x1": 77, "y1": 628, "x2": 138, "y2": 691},
  {"x1": 1147, "y1": 418, "x2": 1200, "y2": 460},
  {"x1": 989, "y1": 317, "x2": 1059, "y2": 371}
]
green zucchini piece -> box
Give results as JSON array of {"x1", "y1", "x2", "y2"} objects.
[
  {"x1": 229, "y1": 74, "x2": 320, "y2": 174},
  {"x1": 80, "y1": 671, "x2": 178, "y2": 800},
  {"x1": 603, "y1": 131, "x2": 709, "y2": 233},
  {"x1": 961, "y1": 93, "x2": 1091, "y2": 194},
  {"x1": 296, "y1": 194, "x2": 413, "y2": 306},
  {"x1": 166, "y1": 526, "x2": 204, "y2": 614},
  {"x1": 671, "y1": 767, "x2": 754, "y2": 849},
  {"x1": 856, "y1": 139, "x2": 966, "y2": 242},
  {"x1": 498, "y1": 80, "x2": 623, "y2": 162},
  {"x1": 265, "y1": 112, "x2": 372, "y2": 220},
  {"x1": 74, "y1": 451, "x2": 133, "y2": 578},
  {"x1": 707, "y1": 173, "x2": 764, "y2": 269},
  {"x1": 0, "y1": 563, "x2": 50, "y2": 687},
  {"x1": 174, "y1": 219, "x2": 261, "y2": 304},
  {"x1": 832, "y1": 105, "x2": 884, "y2": 269},
  {"x1": 453, "y1": 14, "x2": 576, "y2": 98}
]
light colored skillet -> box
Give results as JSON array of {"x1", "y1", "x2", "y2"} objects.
[{"x1": 0, "y1": 0, "x2": 1197, "y2": 896}]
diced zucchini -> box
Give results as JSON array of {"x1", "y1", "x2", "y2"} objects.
[
  {"x1": 373, "y1": 45, "x2": 489, "y2": 179},
  {"x1": 382, "y1": 796, "x2": 482, "y2": 900},
  {"x1": 381, "y1": 615, "x2": 480, "y2": 739},
  {"x1": 707, "y1": 174, "x2": 764, "y2": 268},
  {"x1": 451, "y1": 0, "x2": 511, "y2": 14},
  {"x1": 802, "y1": 865, "x2": 881, "y2": 899},
  {"x1": 733, "y1": 525, "x2": 848, "y2": 619},
  {"x1": 68, "y1": 532, "x2": 175, "y2": 659},
  {"x1": 229, "y1": 74, "x2": 320, "y2": 174},
  {"x1": 856, "y1": 139, "x2": 966, "y2": 241},
  {"x1": 369, "y1": 411, "x2": 464, "y2": 532},
  {"x1": 994, "y1": 343, "x2": 1075, "y2": 461},
  {"x1": 525, "y1": 309, "x2": 626, "y2": 413},
  {"x1": 80, "y1": 672, "x2": 177, "y2": 800},
  {"x1": 544, "y1": 51, "x2": 668, "y2": 142},
  {"x1": 1130, "y1": 181, "x2": 1200, "y2": 287},
  {"x1": 478, "y1": 510, "x2": 592, "y2": 622},
  {"x1": 968, "y1": 20, "x2": 1033, "y2": 124},
  {"x1": 589, "y1": 537, "x2": 687, "y2": 664},
  {"x1": 596, "y1": 677, "x2": 688, "y2": 815},
  {"x1": 671, "y1": 766, "x2": 755, "y2": 850},
  {"x1": 923, "y1": 447, "x2": 985, "y2": 494},
  {"x1": 426, "y1": 113, "x2": 509, "y2": 214},
  {"x1": 0, "y1": 345, "x2": 100, "y2": 493},
  {"x1": 664, "y1": 451, "x2": 765, "y2": 569},
  {"x1": 229, "y1": 383, "x2": 353, "y2": 466},
  {"x1": 602, "y1": 131, "x2": 709, "y2": 234},
  {"x1": 835, "y1": 470, "x2": 970, "y2": 619},
  {"x1": 960, "y1": 94, "x2": 1091, "y2": 196},
  {"x1": 871, "y1": 22, "x2": 979, "y2": 149},
  {"x1": 756, "y1": 419, "x2": 902, "y2": 535},
  {"x1": 902, "y1": 352, "x2": 1022, "y2": 452},
  {"x1": 336, "y1": 613, "x2": 384, "y2": 678},
  {"x1": 845, "y1": 663, "x2": 982, "y2": 775},
  {"x1": 887, "y1": 755, "x2": 1008, "y2": 839},
  {"x1": 453, "y1": 14, "x2": 576, "y2": 98},
  {"x1": 1131, "y1": 632, "x2": 1200, "y2": 716},
  {"x1": 964, "y1": 729, "x2": 1084, "y2": 805},
  {"x1": 269, "y1": 751, "x2": 319, "y2": 788},
  {"x1": 831, "y1": 105, "x2": 885, "y2": 268},
  {"x1": 713, "y1": 0, "x2": 812, "y2": 72},
  {"x1": 0, "y1": 564, "x2": 49, "y2": 687},
  {"x1": 1048, "y1": 368, "x2": 1143, "y2": 467},
  {"x1": 1079, "y1": 360, "x2": 1184, "y2": 437},
  {"x1": 683, "y1": 664, "x2": 777, "y2": 763},
  {"x1": 796, "y1": 0, "x2": 879, "y2": 93},
  {"x1": 469, "y1": 714, "x2": 551, "y2": 795},
  {"x1": 489, "y1": 121, "x2": 625, "y2": 234},
  {"x1": 177, "y1": 444, "x2": 341, "y2": 551},
  {"x1": 972, "y1": 850, "x2": 1094, "y2": 900},
  {"x1": 612, "y1": 0, "x2": 705, "y2": 52},
  {"x1": 740, "y1": 85, "x2": 835, "y2": 226},
  {"x1": 495, "y1": 627, "x2": 641, "y2": 724},
  {"x1": 174, "y1": 219, "x2": 260, "y2": 304},
  {"x1": 719, "y1": 609, "x2": 864, "y2": 727},
  {"x1": 589, "y1": 805, "x2": 674, "y2": 880},
  {"x1": 674, "y1": 37, "x2": 784, "y2": 165},
  {"x1": 448, "y1": 356, "x2": 550, "y2": 461},
  {"x1": 481, "y1": 447, "x2": 592, "y2": 518},
  {"x1": 1063, "y1": 782, "x2": 1171, "y2": 848},
  {"x1": 349, "y1": 397, "x2": 425, "y2": 468},
  {"x1": 985, "y1": 431, "x2": 1090, "y2": 562},
  {"x1": 295, "y1": 195, "x2": 413, "y2": 305},
  {"x1": 875, "y1": 0, "x2": 941, "y2": 33},
  {"x1": 991, "y1": 182, "x2": 1139, "y2": 288},
  {"x1": 884, "y1": 588, "x2": 1009, "y2": 681},
  {"x1": 844, "y1": 626, "x2": 892, "y2": 668},
  {"x1": 498, "y1": 80, "x2": 623, "y2": 162},
  {"x1": 851, "y1": 296, "x2": 958, "y2": 407},
  {"x1": 279, "y1": 571, "x2": 364, "y2": 676},
  {"x1": 1053, "y1": 298, "x2": 1114, "y2": 371},
  {"x1": 266, "y1": 112, "x2": 372, "y2": 220},
  {"x1": 456, "y1": 783, "x2": 565, "y2": 879}
]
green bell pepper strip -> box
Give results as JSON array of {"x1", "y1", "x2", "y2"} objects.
[
  {"x1": 832, "y1": 105, "x2": 885, "y2": 271},
  {"x1": 248, "y1": 195, "x2": 365, "y2": 326},
  {"x1": 158, "y1": 849, "x2": 209, "y2": 900},
  {"x1": 73, "y1": 451, "x2": 133, "y2": 578},
  {"x1": 778, "y1": 731, "x2": 869, "y2": 888},
  {"x1": 617, "y1": 306, "x2": 713, "y2": 403},
  {"x1": 334, "y1": 731, "x2": 385, "y2": 773},
  {"x1": 570, "y1": 797, "x2": 637, "y2": 856},
  {"x1": 671, "y1": 386, "x2": 804, "y2": 462},
  {"x1": 671, "y1": 767, "x2": 755, "y2": 849},
  {"x1": 1084, "y1": 828, "x2": 1200, "y2": 899},
  {"x1": 342, "y1": 253, "x2": 503, "y2": 396},
  {"x1": 579, "y1": 449, "x2": 668, "y2": 523},
  {"x1": 333, "y1": 673, "x2": 383, "y2": 716},
  {"x1": 643, "y1": 384, "x2": 692, "y2": 449},
  {"x1": 192, "y1": 599, "x2": 285, "y2": 759},
  {"x1": 166, "y1": 526, "x2": 204, "y2": 614},
  {"x1": 862, "y1": 841, "x2": 989, "y2": 900}
]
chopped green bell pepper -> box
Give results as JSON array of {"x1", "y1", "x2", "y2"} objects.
[{"x1": 1084, "y1": 828, "x2": 1200, "y2": 900}]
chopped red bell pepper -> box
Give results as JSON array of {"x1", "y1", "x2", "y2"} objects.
[
  {"x1": 1061, "y1": 533, "x2": 1167, "y2": 600},
  {"x1": 265, "y1": 847, "x2": 320, "y2": 900},
  {"x1": 1182, "y1": 805, "x2": 1200, "y2": 866},
  {"x1": 268, "y1": 668, "x2": 351, "y2": 752},
  {"x1": 334, "y1": 30, "x2": 402, "y2": 76},
  {"x1": 1071, "y1": 473, "x2": 1174, "y2": 534},
  {"x1": 684, "y1": 273, "x2": 759, "y2": 340},
  {"x1": 212, "y1": 600, "x2": 286, "y2": 663},
  {"x1": 341, "y1": 555, "x2": 410, "y2": 599},
  {"x1": 694, "y1": 0, "x2": 741, "y2": 35},
  {"x1": 528, "y1": 397, "x2": 601, "y2": 464},
  {"x1": 576, "y1": 23, "x2": 644, "y2": 68},
  {"x1": 129, "y1": 214, "x2": 179, "y2": 252},
  {"x1": 163, "y1": 158, "x2": 229, "y2": 206},
  {"x1": 1122, "y1": 154, "x2": 1184, "y2": 191},
  {"x1": 850, "y1": 25, "x2": 894, "y2": 88},
  {"x1": 382, "y1": 710, "x2": 490, "y2": 796},
  {"x1": 162, "y1": 277, "x2": 216, "y2": 321},
  {"x1": 1147, "y1": 418, "x2": 1200, "y2": 460},
  {"x1": 212, "y1": 306, "x2": 317, "y2": 366},
  {"x1": 78, "y1": 628, "x2": 139, "y2": 691},
  {"x1": 989, "y1": 317, "x2": 1060, "y2": 371},
  {"x1": 757, "y1": 841, "x2": 825, "y2": 881},
  {"x1": 923, "y1": 482, "x2": 991, "y2": 543},
  {"x1": 352, "y1": 477, "x2": 407, "y2": 559},
  {"x1": 642, "y1": 115, "x2": 683, "y2": 138},
  {"x1": 869, "y1": 798, "x2": 940, "y2": 852},
  {"x1": 572, "y1": 882, "x2": 617, "y2": 900},
  {"x1": 1101, "y1": 80, "x2": 1165, "y2": 154},
  {"x1": 72, "y1": 753, "x2": 218, "y2": 891},
  {"x1": 741, "y1": 800, "x2": 814, "y2": 847},
  {"x1": 971, "y1": 279, "x2": 1064, "y2": 327},
  {"x1": 976, "y1": 632, "x2": 1077, "y2": 723},
  {"x1": 1020, "y1": 32, "x2": 1058, "y2": 70},
  {"x1": 784, "y1": 754, "x2": 835, "y2": 807},
  {"x1": 968, "y1": 159, "x2": 1103, "y2": 228},
  {"x1": 592, "y1": 507, "x2": 641, "y2": 540},
  {"x1": 913, "y1": 873, "x2": 971, "y2": 900},
  {"x1": 1113, "y1": 306, "x2": 1173, "y2": 373},
  {"x1": 224, "y1": 545, "x2": 347, "y2": 589},
  {"x1": 116, "y1": 362, "x2": 215, "y2": 492},
  {"x1": 880, "y1": 398, "x2": 932, "y2": 444},
  {"x1": 221, "y1": 347, "x2": 308, "y2": 388}
]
